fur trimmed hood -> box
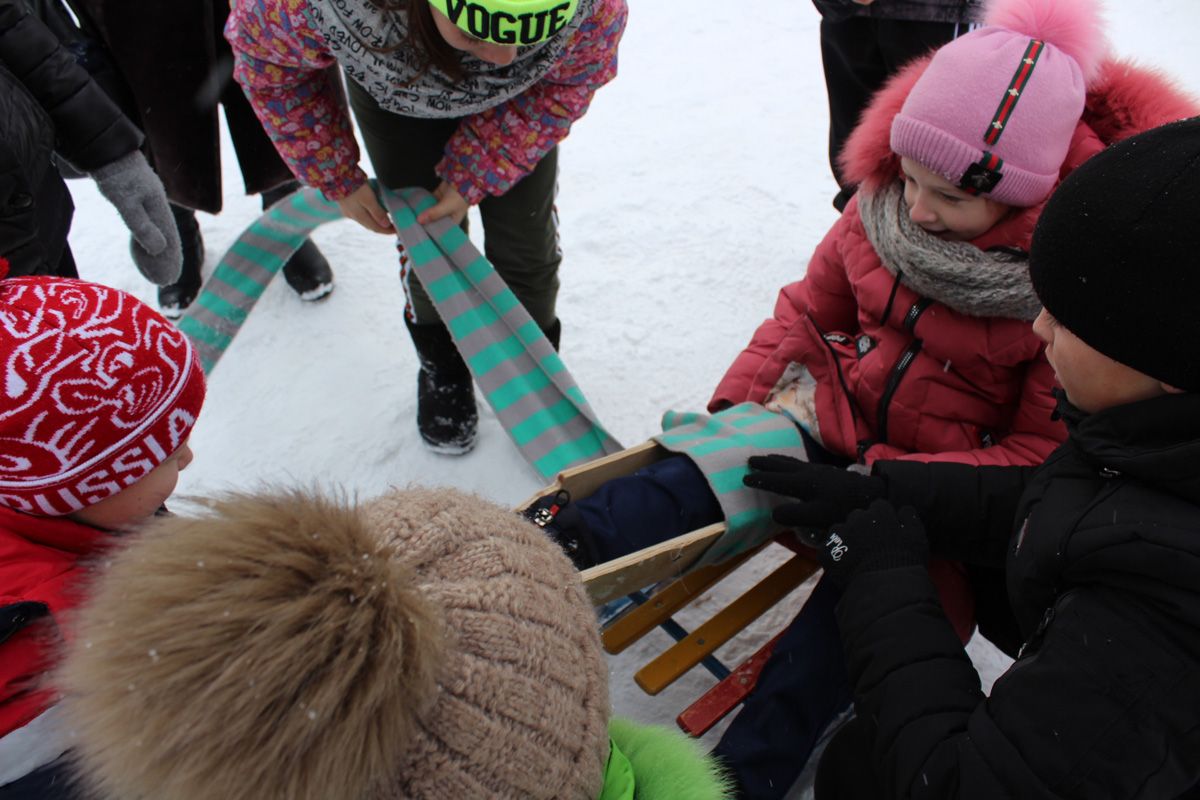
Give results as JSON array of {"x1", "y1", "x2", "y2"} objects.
[{"x1": 839, "y1": 53, "x2": 1200, "y2": 195}]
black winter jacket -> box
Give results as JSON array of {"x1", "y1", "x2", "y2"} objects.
[
  {"x1": 0, "y1": 0, "x2": 139, "y2": 276},
  {"x1": 840, "y1": 392, "x2": 1200, "y2": 798}
]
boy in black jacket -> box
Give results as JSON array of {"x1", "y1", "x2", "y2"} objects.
[{"x1": 745, "y1": 117, "x2": 1200, "y2": 798}]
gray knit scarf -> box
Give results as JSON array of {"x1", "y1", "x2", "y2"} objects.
[
  {"x1": 305, "y1": 0, "x2": 595, "y2": 118},
  {"x1": 858, "y1": 183, "x2": 1041, "y2": 321}
]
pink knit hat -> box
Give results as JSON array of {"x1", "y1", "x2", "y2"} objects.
[{"x1": 891, "y1": 0, "x2": 1107, "y2": 207}]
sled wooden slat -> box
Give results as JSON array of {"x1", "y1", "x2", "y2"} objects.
[
  {"x1": 581, "y1": 523, "x2": 724, "y2": 606},
  {"x1": 517, "y1": 438, "x2": 826, "y2": 729},
  {"x1": 601, "y1": 545, "x2": 764, "y2": 655},
  {"x1": 516, "y1": 439, "x2": 708, "y2": 606},
  {"x1": 677, "y1": 631, "x2": 785, "y2": 736},
  {"x1": 518, "y1": 439, "x2": 666, "y2": 513},
  {"x1": 634, "y1": 555, "x2": 820, "y2": 695}
]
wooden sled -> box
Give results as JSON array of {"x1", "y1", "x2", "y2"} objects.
[
  {"x1": 519, "y1": 440, "x2": 823, "y2": 737},
  {"x1": 518, "y1": 439, "x2": 724, "y2": 605}
]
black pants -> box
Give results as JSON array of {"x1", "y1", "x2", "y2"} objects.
[
  {"x1": 713, "y1": 576, "x2": 851, "y2": 800},
  {"x1": 813, "y1": 716, "x2": 881, "y2": 799},
  {"x1": 820, "y1": 15, "x2": 961, "y2": 191},
  {"x1": 346, "y1": 80, "x2": 562, "y2": 330}
]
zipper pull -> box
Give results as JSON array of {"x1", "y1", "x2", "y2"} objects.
[{"x1": 1017, "y1": 605, "x2": 1056, "y2": 658}]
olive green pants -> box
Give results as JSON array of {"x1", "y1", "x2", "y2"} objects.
[{"x1": 347, "y1": 80, "x2": 562, "y2": 330}]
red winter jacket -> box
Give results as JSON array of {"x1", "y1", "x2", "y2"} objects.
[
  {"x1": 711, "y1": 56, "x2": 1199, "y2": 470},
  {"x1": 0, "y1": 505, "x2": 110, "y2": 754}
]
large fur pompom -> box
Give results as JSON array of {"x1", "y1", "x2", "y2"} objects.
[
  {"x1": 986, "y1": 0, "x2": 1109, "y2": 84},
  {"x1": 57, "y1": 488, "x2": 444, "y2": 800}
]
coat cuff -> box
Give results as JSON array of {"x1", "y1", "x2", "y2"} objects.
[{"x1": 316, "y1": 167, "x2": 370, "y2": 202}]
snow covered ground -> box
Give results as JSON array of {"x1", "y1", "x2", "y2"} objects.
[{"x1": 66, "y1": 0, "x2": 1200, "y2": 793}]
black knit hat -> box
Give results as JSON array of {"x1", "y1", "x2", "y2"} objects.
[{"x1": 1030, "y1": 117, "x2": 1200, "y2": 392}]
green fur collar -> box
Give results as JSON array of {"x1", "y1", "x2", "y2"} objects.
[{"x1": 599, "y1": 717, "x2": 732, "y2": 799}]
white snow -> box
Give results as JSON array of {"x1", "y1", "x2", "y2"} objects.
[{"x1": 65, "y1": 1, "x2": 1200, "y2": 794}]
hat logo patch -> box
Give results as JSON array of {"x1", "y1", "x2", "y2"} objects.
[
  {"x1": 959, "y1": 151, "x2": 1005, "y2": 195},
  {"x1": 445, "y1": 0, "x2": 573, "y2": 45}
]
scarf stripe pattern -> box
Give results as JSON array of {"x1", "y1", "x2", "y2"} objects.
[
  {"x1": 390, "y1": 189, "x2": 623, "y2": 476},
  {"x1": 656, "y1": 403, "x2": 805, "y2": 566},
  {"x1": 177, "y1": 185, "x2": 621, "y2": 481}
]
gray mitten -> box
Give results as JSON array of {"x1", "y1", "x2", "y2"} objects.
[{"x1": 90, "y1": 152, "x2": 182, "y2": 285}]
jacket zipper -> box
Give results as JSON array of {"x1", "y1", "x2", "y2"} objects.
[
  {"x1": 875, "y1": 341, "x2": 921, "y2": 445},
  {"x1": 901, "y1": 297, "x2": 933, "y2": 330},
  {"x1": 873, "y1": 298, "x2": 933, "y2": 445}
]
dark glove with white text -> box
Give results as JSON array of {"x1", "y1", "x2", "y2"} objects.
[
  {"x1": 742, "y1": 455, "x2": 887, "y2": 538},
  {"x1": 816, "y1": 499, "x2": 928, "y2": 588}
]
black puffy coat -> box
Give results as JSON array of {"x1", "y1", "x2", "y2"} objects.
[
  {"x1": 837, "y1": 392, "x2": 1200, "y2": 798},
  {"x1": 0, "y1": 0, "x2": 139, "y2": 276}
]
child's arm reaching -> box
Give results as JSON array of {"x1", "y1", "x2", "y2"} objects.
[
  {"x1": 862, "y1": 355, "x2": 1063, "y2": 468},
  {"x1": 226, "y1": 0, "x2": 363, "y2": 201},
  {"x1": 745, "y1": 455, "x2": 1032, "y2": 568}
]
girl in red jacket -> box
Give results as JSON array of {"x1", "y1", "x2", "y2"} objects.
[
  {"x1": 525, "y1": 0, "x2": 1198, "y2": 796},
  {"x1": 0, "y1": 266, "x2": 206, "y2": 799}
]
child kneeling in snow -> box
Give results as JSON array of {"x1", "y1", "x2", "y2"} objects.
[
  {"x1": 524, "y1": 0, "x2": 1197, "y2": 795},
  {"x1": 0, "y1": 267, "x2": 205, "y2": 798},
  {"x1": 54, "y1": 485, "x2": 732, "y2": 800}
]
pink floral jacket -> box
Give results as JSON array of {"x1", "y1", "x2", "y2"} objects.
[{"x1": 225, "y1": 0, "x2": 627, "y2": 202}]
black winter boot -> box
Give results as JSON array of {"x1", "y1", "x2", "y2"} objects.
[
  {"x1": 543, "y1": 317, "x2": 562, "y2": 351},
  {"x1": 405, "y1": 318, "x2": 478, "y2": 455},
  {"x1": 262, "y1": 182, "x2": 334, "y2": 301},
  {"x1": 157, "y1": 203, "x2": 204, "y2": 319}
]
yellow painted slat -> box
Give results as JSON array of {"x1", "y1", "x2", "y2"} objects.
[
  {"x1": 601, "y1": 545, "x2": 763, "y2": 654},
  {"x1": 634, "y1": 556, "x2": 820, "y2": 695}
]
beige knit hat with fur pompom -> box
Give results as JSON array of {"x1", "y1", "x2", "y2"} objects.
[{"x1": 56, "y1": 487, "x2": 611, "y2": 800}]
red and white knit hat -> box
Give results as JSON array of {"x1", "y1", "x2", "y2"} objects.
[
  {"x1": 890, "y1": 0, "x2": 1107, "y2": 207},
  {"x1": 0, "y1": 268, "x2": 205, "y2": 516}
]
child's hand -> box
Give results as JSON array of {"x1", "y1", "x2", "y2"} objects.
[
  {"x1": 743, "y1": 455, "x2": 886, "y2": 531},
  {"x1": 336, "y1": 183, "x2": 396, "y2": 234},
  {"x1": 817, "y1": 499, "x2": 928, "y2": 588},
  {"x1": 417, "y1": 182, "x2": 469, "y2": 226}
]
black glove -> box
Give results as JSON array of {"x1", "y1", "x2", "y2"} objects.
[
  {"x1": 817, "y1": 499, "x2": 928, "y2": 588},
  {"x1": 742, "y1": 454, "x2": 887, "y2": 533}
]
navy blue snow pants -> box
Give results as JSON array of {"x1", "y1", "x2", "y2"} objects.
[
  {"x1": 713, "y1": 576, "x2": 851, "y2": 799},
  {"x1": 574, "y1": 454, "x2": 724, "y2": 563}
]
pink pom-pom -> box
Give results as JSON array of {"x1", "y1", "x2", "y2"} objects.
[{"x1": 985, "y1": 0, "x2": 1109, "y2": 84}]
